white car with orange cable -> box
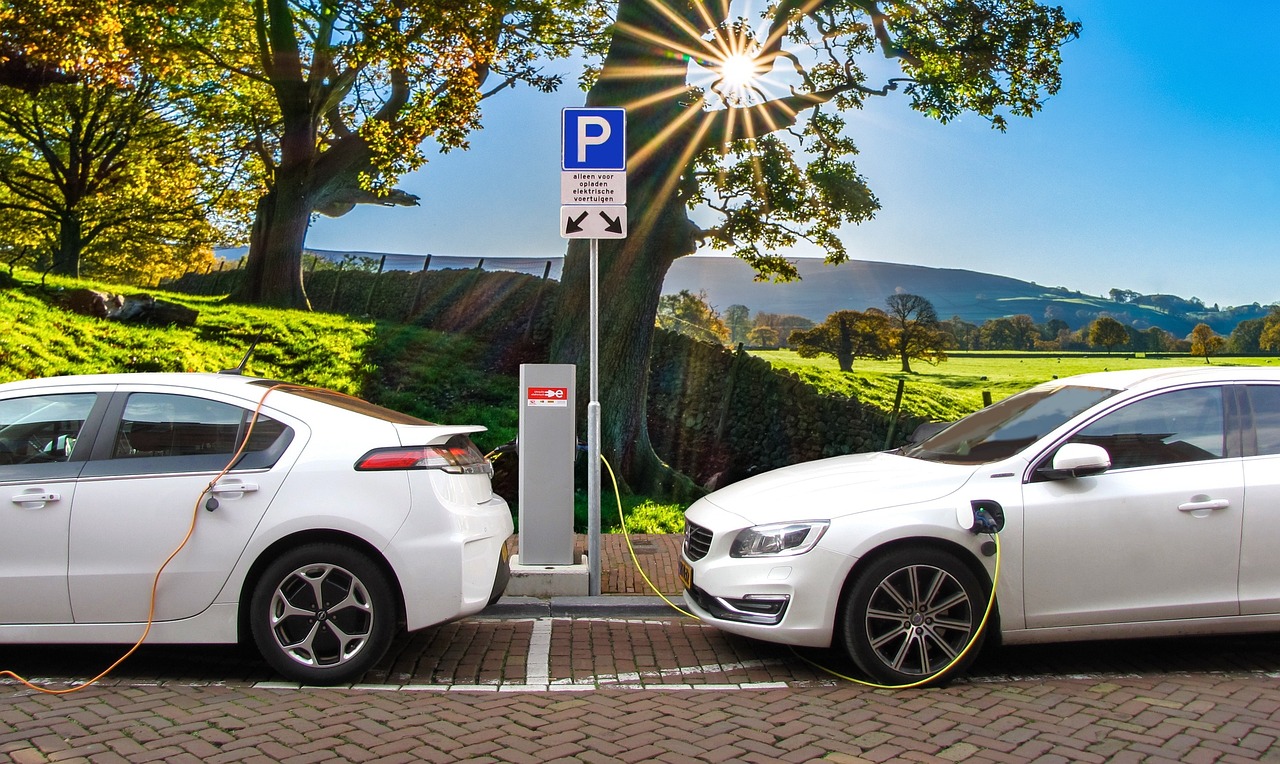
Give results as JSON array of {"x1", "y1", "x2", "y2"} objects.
[
  {"x1": 0, "y1": 372, "x2": 512, "y2": 686},
  {"x1": 681, "y1": 367, "x2": 1280, "y2": 686}
]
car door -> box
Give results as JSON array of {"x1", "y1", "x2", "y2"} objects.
[
  {"x1": 67, "y1": 389, "x2": 301, "y2": 624},
  {"x1": 0, "y1": 390, "x2": 105, "y2": 624},
  {"x1": 1239, "y1": 384, "x2": 1280, "y2": 615},
  {"x1": 1021, "y1": 385, "x2": 1243, "y2": 628}
]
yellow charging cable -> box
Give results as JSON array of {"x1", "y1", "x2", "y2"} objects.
[
  {"x1": 1, "y1": 383, "x2": 284, "y2": 694},
  {"x1": 601, "y1": 455, "x2": 699, "y2": 619},
  {"x1": 603, "y1": 453, "x2": 1001, "y2": 689}
]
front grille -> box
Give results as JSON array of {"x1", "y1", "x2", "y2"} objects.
[{"x1": 684, "y1": 520, "x2": 713, "y2": 561}]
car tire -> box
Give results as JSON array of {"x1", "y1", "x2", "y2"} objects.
[
  {"x1": 839, "y1": 546, "x2": 989, "y2": 687},
  {"x1": 249, "y1": 543, "x2": 397, "y2": 685}
]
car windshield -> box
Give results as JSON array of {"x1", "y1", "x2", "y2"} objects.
[{"x1": 902, "y1": 384, "x2": 1119, "y2": 465}]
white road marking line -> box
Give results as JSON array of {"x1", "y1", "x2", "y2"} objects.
[{"x1": 526, "y1": 617, "x2": 552, "y2": 686}]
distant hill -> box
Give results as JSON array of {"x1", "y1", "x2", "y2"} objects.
[
  {"x1": 662, "y1": 256, "x2": 1270, "y2": 336},
  {"x1": 214, "y1": 247, "x2": 1269, "y2": 336}
]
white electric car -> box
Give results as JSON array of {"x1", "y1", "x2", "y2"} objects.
[
  {"x1": 0, "y1": 373, "x2": 512, "y2": 685},
  {"x1": 682, "y1": 366, "x2": 1280, "y2": 685}
]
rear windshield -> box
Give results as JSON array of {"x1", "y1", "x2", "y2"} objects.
[
  {"x1": 902, "y1": 384, "x2": 1119, "y2": 465},
  {"x1": 252, "y1": 381, "x2": 435, "y2": 425}
]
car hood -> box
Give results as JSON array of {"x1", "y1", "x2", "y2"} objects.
[{"x1": 700, "y1": 451, "x2": 975, "y2": 524}]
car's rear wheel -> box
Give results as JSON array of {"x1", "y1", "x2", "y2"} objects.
[
  {"x1": 249, "y1": 543, "x2": 396, "y2": 685},
  {"x1": 839, "y1": 547, "x2": 988, "y2": 687}
]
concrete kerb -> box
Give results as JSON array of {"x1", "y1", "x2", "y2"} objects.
[{"x1": 479, "y1": 595, "x2": 681, "y2": 619}]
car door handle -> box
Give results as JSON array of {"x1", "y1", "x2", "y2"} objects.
[
  {"x1": 11, "y1": 491, "x2": 61, "y2": 505},
  {"x1": 1178, "y1": 498, "x2": 1230, "y2": 512},
  {"x1": 209, "y1": 482, "x2": 259, "y2": 494}
]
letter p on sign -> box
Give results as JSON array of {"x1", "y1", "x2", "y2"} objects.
[
  {"x1": 562, "y1": 108, "x2": 626, "y2": 171},
  {"x1": 577, "y1": 116, "x2": 611, "y2": 163}
]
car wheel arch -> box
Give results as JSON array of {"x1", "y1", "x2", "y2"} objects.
[
  {"x1": 236, "y1": 530, "x2": 406, "y2": 643},
  {"x1": 833, "y1": 536, "x2": 999, "y2": 648}
]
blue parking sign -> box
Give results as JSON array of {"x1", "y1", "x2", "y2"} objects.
[{"x1": 562, "y1": 108, "x2": 626, "y2": 171}]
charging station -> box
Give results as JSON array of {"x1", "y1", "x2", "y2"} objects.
[{"x1": 506, "y1": 364, "x2": 589, "y2": 595}]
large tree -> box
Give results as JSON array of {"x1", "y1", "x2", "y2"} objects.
[
  {"x1": 550, "y1": 0, "x2": 1078, "y2": 497},
  {"x1": 656, "y1": 288, "x2": 729, "y2": 344},
  {"x1": 0, "y1": 78, "x2": 221, "y2": 281},
  {"x1": 790, "y1": 309, "x2": 891, "y2": 372},
  {"x1": 885, "y1": 292, "x2": 946, "y2": 372},
  {"x1": 175, "y1": 0, "x2": 603, "y2": 308},
  {"x1": 1088, "y1": 316, "x2": 1128, "y2": 354},
  {"x1": 1189, "y1": 323, "x2": 1225, "y2": 365}
]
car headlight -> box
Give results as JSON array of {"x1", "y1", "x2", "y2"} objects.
[{"x1": 730, "y1": 521, "x2": 829, "y2": 558}]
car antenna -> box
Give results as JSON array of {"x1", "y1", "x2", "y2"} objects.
[{"x1": 219, "y1": 333, "x2": 262, "y2": 375}]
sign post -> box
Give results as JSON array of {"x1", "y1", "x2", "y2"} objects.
[{"x1": 561, "y1": 107, "x2": 626, "y2": 596}]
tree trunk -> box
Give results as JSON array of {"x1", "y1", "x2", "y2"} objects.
[
  {"x1": 53, "y1": 212, "x2": 81, "y2": 277},
  {"x1": 550, "y1": 0, "x2": 706, "y2": 501},
  {"x1": 236, "y1": 177, "x2": 313, "y2": 309}
]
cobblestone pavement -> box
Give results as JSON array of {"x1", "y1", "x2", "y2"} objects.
[
  {"x1": 5, "y1": 617, "x2": 1280, "y2": 762},
  {"x1": 3, "y1": 534, "x2": 1280, "y2": 761}
]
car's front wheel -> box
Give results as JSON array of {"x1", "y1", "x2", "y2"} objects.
[
  {"x1": 249, "y1": 543, "x2": 397, "y2": 685},
  {"x1": 839, "y1": 546, "x2": 988, "y2": 687}
]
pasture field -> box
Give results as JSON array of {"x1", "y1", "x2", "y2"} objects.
[{"x1": 754, "y1": 350, "x2": 1280, "y2": 423}]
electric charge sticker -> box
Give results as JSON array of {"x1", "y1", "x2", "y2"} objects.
[{"x1": 527, "y1": 387, "x2": 568, "y2": 407}]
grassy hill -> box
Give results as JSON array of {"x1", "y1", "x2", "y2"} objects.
[
  {"x1": 664, "y1": 256, "x2": 1272, "y2": 335},
  {"x1": 0, "y1": 272, "x2": 518, "y2": 452}
]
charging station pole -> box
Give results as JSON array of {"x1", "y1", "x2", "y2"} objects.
[
  {"x1": 587, "y1": 239, "x2": 601, "y2": 594},
  {"x1": 561, "y1": 107, "x2": 627, "y2": 596}
]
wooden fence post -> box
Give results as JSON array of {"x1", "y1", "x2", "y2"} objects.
[
  {"x1": 364, "y1": 255, "x2": 387, "y2": 315},
  {"x1": 883, "y1": 378, "x2": 906, "y2": 450},
  {"x1": 328, "y1": 261, "x2": 345, "y2": 311},
  {"x1": 408, "y1": 254, "x2": 433, "y2": 319}
]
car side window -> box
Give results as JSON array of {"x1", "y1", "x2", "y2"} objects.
[
  {"x1": 1066, "y1": 386, "x2": 1224, "y2": 470},
  {"x1": 1246, "y1": 385, "x2": 1280, "y2": 456},
  {"x1": 112, "y1": 393, "x2": 286, "y2": 459},
  {"x1": 0, "y1": 393, "x2": 98, "y2": 466}
]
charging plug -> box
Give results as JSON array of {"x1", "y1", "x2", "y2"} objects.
[{"x1": 969, "y1": 500, "x2": 1005, "y2": 534}]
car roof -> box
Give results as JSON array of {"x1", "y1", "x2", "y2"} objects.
[
  {"x1": 0, "y1": 372, "x2": 280, "y2": 396},
  {"x1": 1040, "y1": 365, "x2": 1280, "y2": 395}
]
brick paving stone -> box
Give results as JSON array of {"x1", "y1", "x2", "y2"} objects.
[{"x1": 8, "y1": 540, "x2": 1280, "y2": 762}]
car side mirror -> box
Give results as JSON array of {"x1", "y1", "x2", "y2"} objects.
[
  {"x1": 1039, "y1": 442, "x2": 1111, "y2": 480},
  {"x1": 908, "y1": 421, "x2": 950, "y2": 443}
]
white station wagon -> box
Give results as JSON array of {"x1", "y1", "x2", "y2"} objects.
[
  {"x1": 0, "y1": 373, "x2": 512, "y2": 684},
  {"x1": 682, "y1": 366, "x2": 1280, "y2": 685}
]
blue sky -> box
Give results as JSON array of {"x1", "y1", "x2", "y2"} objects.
[{"x1": 308, "y1": 1, "x2": 1280, "y2": 309}]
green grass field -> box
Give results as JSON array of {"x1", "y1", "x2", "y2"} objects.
[{"x1": 754, "y1": 350, "x2": 1280, "y2": 423}]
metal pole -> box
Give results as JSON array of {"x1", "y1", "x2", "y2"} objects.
[{"x1": 587, "y1": 238, "x2": 602, "y2": 595}]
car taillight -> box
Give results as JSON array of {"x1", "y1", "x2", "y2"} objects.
[{"x1": 356, "y1": 435, "x2": 493, "y2": 476}]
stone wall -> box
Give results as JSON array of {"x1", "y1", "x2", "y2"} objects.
[{"x1": 647, "y1": 330, "x2": 915, "y2": 487}]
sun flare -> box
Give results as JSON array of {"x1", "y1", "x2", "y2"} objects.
[{"x1": 718, "y1": 52, "x2": 761, "y2": 91}]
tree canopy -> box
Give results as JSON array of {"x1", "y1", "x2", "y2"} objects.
[
  {"x1": 656, "y1": 289, "x2": 729, "y2": 344},
  {"x1": 790, "y1": 309, "x2": 891, "y2": 372},
  {"x1": 1088, "y1": 316, "x2": 1128, "y2": 353},
  {"x1": 166, "y1": 0, "x2": 607, "y2": 308},
  {"x1": 1190, "y1": 323, "x2": 1225, "y2": 364},
  {"x1": 552, "y1": 0, "x2": 1081, "y2": 496},
  {"x1": 885, "y1": 293, "x2": 947, "y2": 372}
]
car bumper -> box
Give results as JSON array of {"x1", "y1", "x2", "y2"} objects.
[
  {"x1": 681, "y1": 504, "x2": 853, "y2": 648},
  {"x1": 393, "y1": 490, "x2": 514, "y2": 631}
]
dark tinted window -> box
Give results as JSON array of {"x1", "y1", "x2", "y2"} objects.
[
  {"x1": 1067, "y1": 386, "x2": 1224, "y2": 469},
  {"x1": 113, "y1": 393, "x2": 286, "y2": 459},
  {"x1": 1246, "y1": 385, "x2": 1280, "y2": 456},
  {"x1": 0, "y1": 393, "x2": 97, "y2": 465}
]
